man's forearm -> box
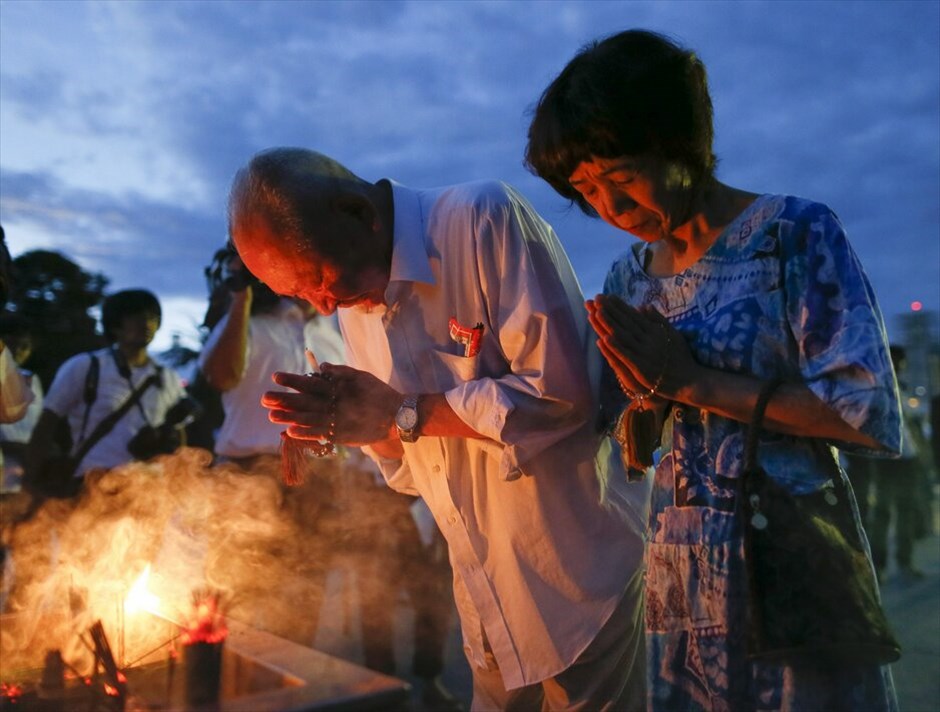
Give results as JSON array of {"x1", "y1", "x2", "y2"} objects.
[{"x1": 414, "y1": 393, "x2": 484, "y2": 439}]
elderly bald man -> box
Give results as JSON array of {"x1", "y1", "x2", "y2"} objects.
[{"x1": 228, "y1": 148, "x2": 647, "y2": 711}]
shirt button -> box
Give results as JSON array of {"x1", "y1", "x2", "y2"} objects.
[
  {"x1": 433, "y1": 465, "x2": 441, "y2": 473},
  {"x1": 448, "y1": 514, "x2": 458, "y2": 524}
]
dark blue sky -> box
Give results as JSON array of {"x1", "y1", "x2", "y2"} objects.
[{"x1": 1, "y1": 0, "x2": 937, "y2": 350}]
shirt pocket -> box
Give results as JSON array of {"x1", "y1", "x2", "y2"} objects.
[{"x1": 426, "y1": 349, "x2": 481, "y2": 390}]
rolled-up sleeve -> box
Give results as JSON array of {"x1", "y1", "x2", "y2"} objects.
[
  {"x1": 360, "y1": 446, "x2": 420, "y2": 495},
  {"x1": 443, "y1": 188, "x2": 593, "y2": 478},
  {"x1": 782, "y1": 206, "x2": 901, "y2": 454},
  {"x1": 0, "y1": 347, "x2": 34, "y2": 423}
]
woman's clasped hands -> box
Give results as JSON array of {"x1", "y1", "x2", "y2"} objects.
[{"x1": 586, "y1": 294, "x2": 697, "y2": 406}]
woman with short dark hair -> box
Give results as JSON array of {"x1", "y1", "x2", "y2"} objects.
[{"x1": 527, "y1": 29, "x2": 899, "y2": 711}]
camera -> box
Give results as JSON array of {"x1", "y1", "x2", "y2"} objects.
[
  {"x1": 222, "y1": 265, "x2": 257, "y2": 293},
  {"x1": 206, "y1": 243, "x2": 260, "y2": 294},
  {"x1": 127, "y1": 398, "x2": 200, "y2": 461},
  {"x1": 127, "y1": 423, "x2": 180, "y2": 461},
  {"x1": 202, "y1": 243, "x2": 280, "y2": 331}
]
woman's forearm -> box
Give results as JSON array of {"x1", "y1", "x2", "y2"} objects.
[{"x1": 673, "y1": 365, "x2": 883, "y2": 449}]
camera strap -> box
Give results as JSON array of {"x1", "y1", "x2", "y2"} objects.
[
  {"x1": 111, "y1": 348, "x2": 163, "y2": 427},
  {"x1": 71, "y1": 370, "x2": 162, "y2": 466}
]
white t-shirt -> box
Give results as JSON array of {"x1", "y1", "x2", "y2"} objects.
[
  {"x1": 43, "y1": 347, "x2": 186, "y2": 476},
  {"x1": 304, "y1": 313, "x2": 346, "y2": 367}
]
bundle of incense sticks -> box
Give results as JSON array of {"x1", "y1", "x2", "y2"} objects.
[{"x1": 88, "y1": 620, "x2": 126, "y2": 701}]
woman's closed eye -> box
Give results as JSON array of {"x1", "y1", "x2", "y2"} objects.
[{"x1": 607, "y1": 170, "x2": 637, "y2": 186}]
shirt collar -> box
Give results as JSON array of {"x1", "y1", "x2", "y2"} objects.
[{"x1": 387, "y1": 180, "x2": 436, "y2": 287}]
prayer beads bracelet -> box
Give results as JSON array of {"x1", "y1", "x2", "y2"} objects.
[
  {"x1": 306, "y1": 372, "x2": 337, "y2": 457},
  {"x1": 617, "y1": 329, "x2": 672, "y2": 405}
]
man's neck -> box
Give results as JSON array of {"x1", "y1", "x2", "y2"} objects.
[{"x1": 116, "y1": 345, "x2": 150, "y2": 367}]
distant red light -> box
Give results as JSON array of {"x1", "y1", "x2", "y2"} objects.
[{"x1": 911, "y1": 301, "x2": 923, "y2": 312}]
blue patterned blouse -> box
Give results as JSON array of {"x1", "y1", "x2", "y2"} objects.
[{"x1": 603, "y1": 194, "x2": 900, "y2": 710}]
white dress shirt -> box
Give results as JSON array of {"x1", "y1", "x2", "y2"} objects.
[{"x1": 339, "y1": 180, "x2": 645, "y2": 689}]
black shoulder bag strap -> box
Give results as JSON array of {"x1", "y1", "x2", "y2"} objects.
[
  {"x1": 71, "y1": 370, "x2": 161, "y2": 465},
  {"x1": 75, "y1": 354, "x2": 101, "y2": 443},
  {"x1": 743, "y1": 378, "x2": 785, "y2": 474}
]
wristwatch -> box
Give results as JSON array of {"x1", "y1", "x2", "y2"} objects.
[{"x1": 395, "y1": 394, "x2": 420, "y2": 443}]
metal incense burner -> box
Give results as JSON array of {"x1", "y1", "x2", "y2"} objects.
[{"x1": 0, "y1": 611, "x2": 410, "y2": 711}]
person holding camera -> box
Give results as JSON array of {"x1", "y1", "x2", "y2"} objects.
[
  {"x1": 26, "y1": 289, "x2": 190, "y2": 495},
  {"x1": 199, "y1": 245, "x2": 344, "y2": 465}
]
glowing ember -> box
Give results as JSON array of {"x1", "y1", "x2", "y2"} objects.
[
  {"x1": 103, "y1": 682, "x2": 120, "y2": 696},
  {"x1": 0, "y1": 682, "x2": 23, "y2": 699},
  {"x1": 181, "y1": 590, "x2": 228, "y2": 645},
  {"x1": 124, "y1": 564, "x2": 161, "y2": 617}
]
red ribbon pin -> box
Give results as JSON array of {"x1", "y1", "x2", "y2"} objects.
[{"x1": 448, "y1": 317, "x2": 483, "y2": 357}]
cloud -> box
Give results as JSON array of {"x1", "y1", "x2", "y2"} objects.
[
  {"x1": 0, "y1": 168, "x2": 223, "y2": 299},
  {"x1": 0, "y1": 0, "x2": 937, "y2": 334}
]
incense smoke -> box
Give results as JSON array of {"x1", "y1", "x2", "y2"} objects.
[{"x1": 0, "y1": 446, "x2": 443, "y2": 678}]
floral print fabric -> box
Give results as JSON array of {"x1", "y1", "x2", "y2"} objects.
[{"x1": 604, "y1": 194, "x2": 900, "y2": 711}]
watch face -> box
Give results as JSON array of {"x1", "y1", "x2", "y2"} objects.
[{"x1": 396, "y1": 406, "x2": 418, "y2": 431}]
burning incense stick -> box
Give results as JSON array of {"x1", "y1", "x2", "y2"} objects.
[{"x1": 305, "y1": 348, "x2": 320, "y2": 373}]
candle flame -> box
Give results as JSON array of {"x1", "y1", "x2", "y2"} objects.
[{"x1": 124, "y1": 564, "x2": 160, "y2": 616}]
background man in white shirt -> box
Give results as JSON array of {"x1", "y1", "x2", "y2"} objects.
[
  {"x1": 226, "y1": 148, "x2": 647, "y2": 711},
  {"x1": 27, "y1": 290, "x2": 189, "y2": 490}
]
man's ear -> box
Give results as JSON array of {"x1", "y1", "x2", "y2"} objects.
[{"x1": 331, "y1": 192, "x2": 377, "y2": 229}]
